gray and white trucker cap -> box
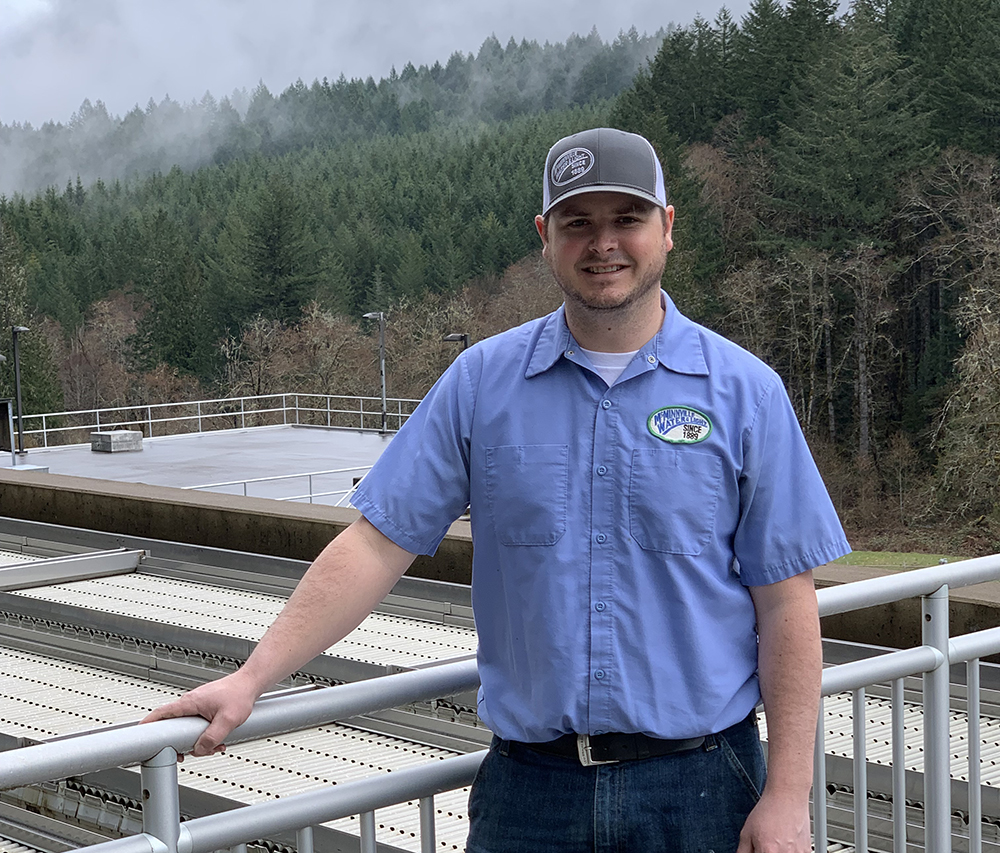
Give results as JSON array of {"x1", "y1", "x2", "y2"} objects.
[{"x1": 542, "y1": 127, "x2": 667, "y2": 216}]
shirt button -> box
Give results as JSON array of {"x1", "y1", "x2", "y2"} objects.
[
  {"x1": 647, "y1": 355, "x2": 656, "y2": 364},
  {"x1": 594, "y1": 669, "x2": 606, "y2": 680},
  {"x1": 595, "y1": 533, "x2": 607, "y2": 544},
  {"x1": 566, "y1": 350, "x2": 575, "y2": 356},
  {"x1": 595, "y1": 601, "x2": 606, "y2": 612},
  {"x1": 601, "y1": 399, "x2": 612, "y2": 410},
  {"x1": 596, "y1": 465, "x2": 607, "y2": 476}
]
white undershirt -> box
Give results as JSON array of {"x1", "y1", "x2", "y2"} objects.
[{"x1": 579, "y1": 347, "x2": 640, "y2": 387}]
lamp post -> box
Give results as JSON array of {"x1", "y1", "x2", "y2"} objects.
[
  {"x1": 362, "y1": 312, "x2": 387, "y2": 434},
  {"x1": 12, "y1": 326, "x2": 28, "y2": 455},
  {"x1": 442, "y1": 332, "x2": 470, "y2": 351}
]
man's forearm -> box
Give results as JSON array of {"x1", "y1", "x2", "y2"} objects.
[
  {"x1": 752, "y1": 570, "x2": 822, "y2": 799},
  {"x1": 239, "y1": 516, "x2": 417, "y2": 693},
  {"x1": 737, "y1": 570, "x2": 821, "y2": 852}
]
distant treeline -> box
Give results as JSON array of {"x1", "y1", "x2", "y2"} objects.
[
  {"x1": 2, "y1": 0, "x2": 1000, "y2": 545},
  {"x1": 0, "y1": 28, "x2": 663, "y2": 198}
]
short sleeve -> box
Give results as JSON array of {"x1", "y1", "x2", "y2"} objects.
[
  {"x1": 734, "y1": 377, "x2": 851, "y2": 586},
  {"x1": 351, "y1": 354, "x2": 476, "y2": 555}
]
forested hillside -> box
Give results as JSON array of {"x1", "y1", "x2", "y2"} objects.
[{"x1": 2, "y1": 0, "x2": 1000, "y2": 550}]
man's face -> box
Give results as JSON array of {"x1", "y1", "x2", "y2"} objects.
[{"x1": 535, "y1": 192, "x2": 675, "y2": 314}]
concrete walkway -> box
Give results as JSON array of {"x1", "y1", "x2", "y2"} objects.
[{"x1": 1, "y1": 425, "x2": 393, "y2": 505}]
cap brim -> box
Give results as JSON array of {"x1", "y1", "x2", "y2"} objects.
[{"x1": 542, "y1": 184, "x2": 666, "y2": 216}]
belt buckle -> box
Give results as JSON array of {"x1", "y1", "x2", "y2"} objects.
[{"x1": 576, "y1": 734, "x2": 619, "y2": 766}]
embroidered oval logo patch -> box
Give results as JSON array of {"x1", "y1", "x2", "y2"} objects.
[
  {"x1": 647, "y1": 406, "x2": 713, "y2": 444},
  {"x1": 551, "y1": 147, "x2": 595, "y2": 186}
]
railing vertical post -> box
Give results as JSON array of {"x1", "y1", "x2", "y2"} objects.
[
  {"x1": 241, "y1": 398, "x2": 246, "y2": 430},
  {"x1": 360, "y1": 811, "x2": 377, "y2": 853},
  {"x1": 140, "y1": 746, "x2": 180, "y2": 853},
  {"x1": 96, "y1": 409, "x2": 100, "y2": 430},
  {"x1": 813, "y1": 697, "x2": 826, "y2": 850},
  {"x1": 198, "y1": 401, "x2": 203, "y2": 434},
  {"x1": 891, "y1": 677, "x2": 907, "y2": 853},
  {"x1": 969, "y1": 658, "x2": 982, "y2": 853},
  {"x1": 853, "y1": 687, "x2": 868, "y2": 853},
  {"x1": 327, "y1": 395, "x2": 331, "y2": 427},
  {"x1": 42, "y1": 414, "x2": 48, "y2": 448},
  {"x1": 296, "y1": 826, "x2": 314, "y2": 853},
  {"x1": 148, "y1": 405, "x2": 153, "y2": 437},
  {"x1": 295, "y1": 394, "x2": 300, "y2": 425},
  {"x1": 308, "y1": 473, "x2": 314, "y2": 504},
  {"x1": 419, "y1": 795, "x2": 436, "y2": 853},
  {"x1": 922, "y1": 584, "x2": 951, "y2": 852}
]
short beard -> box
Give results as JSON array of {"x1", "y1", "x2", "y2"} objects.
[{"x1": 553, "y1": 253, "x2": 667, "y2": 315}]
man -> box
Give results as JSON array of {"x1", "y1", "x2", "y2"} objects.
[{"x1": 146, "y1": 128, "x2": 850, "y2": 852}]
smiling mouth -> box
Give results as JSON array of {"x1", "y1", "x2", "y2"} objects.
[{"x1": 583, "y1": 264, "x2": 628, "y2": 274}]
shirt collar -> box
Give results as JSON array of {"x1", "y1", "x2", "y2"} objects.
[{"x1": 525, "y1": 292, "x2": 709, "y2": 379}]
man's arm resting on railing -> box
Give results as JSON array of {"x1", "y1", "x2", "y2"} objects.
[
  {"x1": 738, "y1": 569, "x2": 822, "y2": 853},
  {"x1": 141, "y1": 516, "x2": 417, "y2": 756}
]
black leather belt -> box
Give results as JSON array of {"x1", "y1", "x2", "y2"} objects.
[{"x1": 522, "y1": 731, "x2": 706, "y2": 766}]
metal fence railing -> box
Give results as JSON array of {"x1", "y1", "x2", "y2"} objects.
[
  {"x1": 184, "y1": 465, "x2": 372, "y2": 505},
  {"x1": 20, "y1": 394, "x2": 422, "y2": 449},
  {"x1": 3, "y1": 556, "x2": 1000, "y2": 852}
]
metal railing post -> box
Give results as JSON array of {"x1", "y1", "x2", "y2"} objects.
[
  {"x1": 813, "y1": 697, "x2": 826, "y2": 849},
  {"x1": 419, "y1": 795, "x2": 436, "y2": 853},
  {"x1": 853, "y1": 687, "x2": 868, "y2": 853},
  {"x1": 198, "y1": 401, "x2": 203, "y2": 434},
  {"x1": 296, "y1": 826, "x2": 314, "y2": 853},
  {"x1": 148, "y1": 406, "x2": 153, "y2": 437},
  {"x1": 241, "y1": 398, "x2": 246, "y2": 430},
  {"x1": 140, "y1": 747, "x2": 180, "y2": 853},
  {"x1": 42, "y1": 414, "x2": 48, "y2": 447},
  {"x1": 922, "y1": 584, "x2": 951, "y2": 852},
  {"x1": 360, "y1": 811, "x2": 377, "y2": 853},
  {"x1": 969, "y1": 659, "x2": 982, "y2": 853},
  {"x1": 891, "y1": 678, "x2": 906, "y2": 853}
]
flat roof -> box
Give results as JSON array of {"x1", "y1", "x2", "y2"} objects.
[{"x1": 1, "y1": 426, "x2": 392, "y2": 504}]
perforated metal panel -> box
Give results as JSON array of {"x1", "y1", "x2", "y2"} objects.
[
  {"x1": 0, "y1": 647, "x2": 471, "y2": 852},
  {"x1": 12, "y1": 573, "x2": 477, "y2": 668},
  {"x1": 0, "y1": 551, "x2": 37, "y2": 568}
]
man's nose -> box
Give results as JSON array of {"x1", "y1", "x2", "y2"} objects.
[{"x1": 589, "y1": 225, "x2": 618, "y2": 255}]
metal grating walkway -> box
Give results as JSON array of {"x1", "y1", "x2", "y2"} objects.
[
  {"x1": 9, "y1": 573, "x2": 478, "y2": 669},
  {"x1": 0, "y1": 646, "x2": 472, "y2": 852}
]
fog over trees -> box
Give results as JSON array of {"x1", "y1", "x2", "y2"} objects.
[{"x1": 2, "y1": 1, "x2": 1000, "y2": 551}]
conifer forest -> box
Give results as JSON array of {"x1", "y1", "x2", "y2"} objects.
[{"x1": 2, "y1": 0, "x2": 1000, "y2": 551}]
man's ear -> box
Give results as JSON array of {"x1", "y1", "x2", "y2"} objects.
[
  {"x1": 535, "y1": 214, "x2": 549, "y2": 258},
  {"x1": 663, "y1": 205, "x2": 675, "y2": 253}
]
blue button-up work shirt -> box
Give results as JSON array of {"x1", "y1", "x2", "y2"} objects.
[{"x1": 352, "y1": 294, "x2": 850, "y2": 742}]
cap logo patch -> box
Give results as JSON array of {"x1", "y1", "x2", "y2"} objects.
[
  {"x1": 551, "y1": 147, "x2": 595, "y2": 186},
  {"x1": 647, "y1": 406, "x2": 713, "y2": 444}
]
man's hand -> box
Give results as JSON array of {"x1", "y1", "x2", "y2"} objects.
[
  {"x1": 736, "y1": 791, "x2": 811, "y2": 853},
  {"x1": 141, "y1": 670, "x2": 260, "y2": 757}
]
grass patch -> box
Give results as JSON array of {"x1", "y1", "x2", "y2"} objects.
[{"x1": 832, "y1": 550, "x2": 962, "y2": 570}]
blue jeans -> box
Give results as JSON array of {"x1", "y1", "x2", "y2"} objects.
[{"x1": 466, "y1": 713, "x2": 765, "y2": 853}]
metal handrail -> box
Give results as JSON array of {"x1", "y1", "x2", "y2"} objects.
[
  {"x1": 184, "y1": 465, "x2": 373, "y2": 504},
  {"x1": 4, "y1": 557, "x2": 1000, "y2": 852},
  {"x1": 20, "y1": 393, "x2": 422, "y2": 448}
]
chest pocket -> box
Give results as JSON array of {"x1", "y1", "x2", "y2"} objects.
[
  {"x1": 486, "y1": 444, "x2": 569, "y2": 546},
  {"x1": 629, "y1": 448, "x2": 723, "y2": 555}
]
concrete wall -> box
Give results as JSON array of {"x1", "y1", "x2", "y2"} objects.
[
  {"x1": 0, "y1": 468, "x2": 473, "y2": 584},
  {"x1": 3, "y1": 467, "x2": 999, "y2": 652}
]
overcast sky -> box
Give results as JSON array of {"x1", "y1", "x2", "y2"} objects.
[{"x1": 1, "y1": 0, "x2": 781, "y2": 127}]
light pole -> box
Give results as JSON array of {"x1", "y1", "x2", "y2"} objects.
[
  {"x1": 12, "y1": 326, "x2": 28, "y2": 455},
  {"x1": 363, "y1": 312, "x2": 387, "y2": 434},
  {"x1": 443, "y1": 332, "x2": 470, "y2": 350}
]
